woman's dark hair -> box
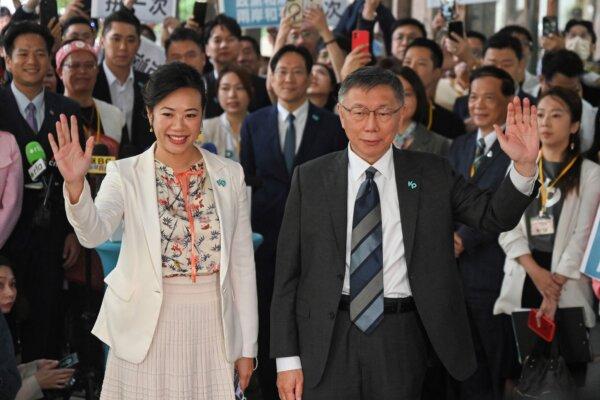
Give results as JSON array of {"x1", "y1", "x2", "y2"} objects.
[
  {"x1": 0, "y1": 255, "x2": 12, "y2": 270},
  {"x1": 538, "y1": 87, "x2": 583, "y2": 195},
  {"x1": 143, "y1": 62, "x2": 207, "y2": 113},
  {"x1": 377, "y1": 58, "x2": 427, "y2": 125},
  {"x1": 217, "y1": 64, "x2": 254, "y2": 101},
  {"x1": 311, "y1": 63, "x2": 338, "y2": 112},
  {"x1": 2, "y1": 21, "x2": 54, "y2": 55}
]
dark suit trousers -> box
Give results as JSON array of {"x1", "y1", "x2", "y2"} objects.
[
  {"x1": 457, "y1": 293, "x2": 519, "y2": 400},
  {"x1": 304, "y1": 308, "x2": 428, "y2": 400}
]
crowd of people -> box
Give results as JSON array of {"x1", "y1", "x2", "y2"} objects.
[{"x1": 0, "y1": 0, "x2": 599, "y2": 399}]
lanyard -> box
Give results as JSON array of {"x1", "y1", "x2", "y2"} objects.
[
  {"x1": 426, "y1": 102, "x2": 434, "y2": 130},
  {"x1": 538, "y1": 154, "x2": 578, "y2": 215}
]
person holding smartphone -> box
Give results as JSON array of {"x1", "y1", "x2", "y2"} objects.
[{"x1": 0, "y1": 256, "x2": 76, "y2": 399}]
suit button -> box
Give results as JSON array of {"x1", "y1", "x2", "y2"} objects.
[{"x1": 329, "y1": 312, "x2": 336, "y2": 320}]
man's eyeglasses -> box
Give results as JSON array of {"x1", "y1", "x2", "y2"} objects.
[{"x1": 339, "y1": 104, "x2": 402, "y2": 122}]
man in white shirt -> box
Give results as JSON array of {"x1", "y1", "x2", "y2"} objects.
[
  {"x1": 271, "y1": 66, "x2": 540, "y2": 400},
  {"x1": 240, "y1": 45, "x2": 346, "y2": 400},
  {"x1": 448, "y1": 66, "x2": 520, "y2": 400},
  {"x1": 93, "y1": 9, "x2": 152, "y2": 154}
]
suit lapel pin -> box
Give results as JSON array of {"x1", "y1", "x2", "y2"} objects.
[
  {"x1": 408, "y1": 180, "x2": 417, "y2": 190},
  {"x1": 312, "y1": 114, "x2": 319, "y2": 122},
  {"x1": 49, "y1": 109, "x2": 55, "y2": 116},
  {"x1": 217, "y1": 179, "x2": 226, "y2": 187},
  {"x1": 486, "y1": 151, "x2": 493, "y2": 158}
]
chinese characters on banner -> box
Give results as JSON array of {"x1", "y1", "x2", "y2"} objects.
[
  {"x1": 219, "y1": 0, "x2": 347, "y2": 29},
  {"x1": 134, "y1": 36, "x2": 166, "y2": 75},
  {"x1": 91, "y1": 0, "x2": 176, "y2": 23}
]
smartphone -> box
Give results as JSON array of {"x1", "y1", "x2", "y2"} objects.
[
  {"x1": 527, "y1": 309, "x2": 556, "y2": 342},
  {"x1": 441, "y1": 1, "x2": 455, "y2": 22},
  {"x1": 58, "y1": 353, "x2": 79, "y2": 369},
  {"x1": 39, "y1": 0, "x2": 58, "y2": 29},
  {"x1": 284, "y1": 0, "x2": 303, "y2": 27},
  {"x1": 351, "y1": 30, "x2": 370, "y2": 53},
  {"x1": 193, "y1": 0, "x2": 208, "y2": 26},
  {"x1": 542, "y1": 16, "x2": 559, "y2": 37},
  {"x1": 448, "y1": 21, "x2": 465, "y2": 40}
]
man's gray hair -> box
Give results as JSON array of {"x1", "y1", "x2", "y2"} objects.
[{"x1": 338, "y1": 66, "x2": 404, "y2": 104}]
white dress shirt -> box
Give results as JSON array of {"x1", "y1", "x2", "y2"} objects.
[
  {"x1": 103, "y1": 61, "x2": 135, "y2": 137},
  {"x1": 276, "y1": 144, "x2": 537, "y2": 372},
  {"x1": 11, "y1": 82, "x2": 45, "y2": 131},
  {"x1": 277, "y1": 100, "x2": 309, "y2": 153}
]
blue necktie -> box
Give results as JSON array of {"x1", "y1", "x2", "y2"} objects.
[
  {"x1": 283, "y1": 113, "x2": 296, "y2": 174},
  {"x1": 350, "y1": 167, "x2": 384, "y2": 334}
]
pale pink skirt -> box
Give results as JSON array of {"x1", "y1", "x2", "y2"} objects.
[{"x1": 100, "y1": 274, "x2": 235, "y2": 400}]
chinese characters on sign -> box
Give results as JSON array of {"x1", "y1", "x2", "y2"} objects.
[
  {"x1": 92, "y1": 0, "x2": 176, "y2": 23},
  {"x1": 219, "y1": 0, "x2": 347, "y2": 29},
  {"x1": 133, "y1": 36, "x2": 166, "y2": 75}
]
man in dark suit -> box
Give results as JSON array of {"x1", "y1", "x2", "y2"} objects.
[
  {"x1": 0, "y1": 21, "x2": 83, "y2": 362},
  {"x1": 92, "y1": 9, "x2": 152, "y2": 155},
  {"x1": 403, "y1": 38, "x2": 466, "y2": 139},
  {"x1": 0, "y1": 312, "x2": 20, "y2": 400},
  {"x1": 453, "y1": 33, "x2": 537, "y2": 125},
  {"x1": 203, "y1": 14, "x2": 271, "y2": 119},
  {"x1": 271, "y1": 66, "x2": 540, "y2": 400},
  {"x1": 448, "y1": 66, "x2": 520, "y2": 400},
  {"x1": 240, "y1": 45, "x2": 346, "y2": 400}
]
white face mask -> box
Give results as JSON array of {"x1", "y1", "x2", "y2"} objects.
[{"x1": 565, "y1": 36, "x2": 592, "y2": 61}]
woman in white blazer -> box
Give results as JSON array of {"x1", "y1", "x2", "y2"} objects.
[
  {"x1": 494, "y1": 87, "x2": 600, "y2": 330},
  {"x1": 48, "y1": 62, "x2": 258, "y2": 400}
]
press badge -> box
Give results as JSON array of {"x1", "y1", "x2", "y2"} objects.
[{"x1": 530, "y1": 214, "x2": 555, "y2": 236}]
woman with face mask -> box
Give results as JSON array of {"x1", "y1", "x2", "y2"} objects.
[{"x1": 564, "y1": 19, "x2": 600, "y2": 105}]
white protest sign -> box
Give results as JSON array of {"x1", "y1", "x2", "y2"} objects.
[
  {"x1": 133, "y1": 36, "x2": 166, "y2": 75},
  {"x1": 92, "y1": 0, "x2": 176, "y2": 24}
]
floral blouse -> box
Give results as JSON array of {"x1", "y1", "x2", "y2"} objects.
[{"x1": 155, "y1": 159, "x2": 221, "y2": 280}]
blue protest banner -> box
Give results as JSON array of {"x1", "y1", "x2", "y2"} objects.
[
  {"x1": 580, "y1": 206, "x2": 600, "y2": 280},
  {"x1": 219, "y1": 0, "x2": 284, "y2": 29}
]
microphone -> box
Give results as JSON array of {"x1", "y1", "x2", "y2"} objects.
[
  {"x1": 201, "y1": 142, "x2": 218, "y2": 155},
  {"x1": 25, "y1": 141, "x2": 55, "y2": 207},
  {"x1": 193, "y1": 0, "x2": 208, "y2": 26},
  {"x1": 88, "y1": 143, "x2": 115, "y2": 175},
  {"x1": 25, "y1": 141, "x2": 48, "y2": 183},
  {"x1": 88, "y1": 143, "x2": 115, "y2": 198}
]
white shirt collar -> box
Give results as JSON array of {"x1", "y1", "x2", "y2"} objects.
[
  {"x1": 476, "y1": 127, "x2": 499, "y2": 153},
  {"x1": 348, "y1": 144, "x2": 394, "y2": 182},
  {"x1": 277, "y1": 100, "x2": 309, "y2": 121},
  {"x1": 103, "y1": 60, "x2": 134, "y2": 86},
  {"x1": 11, "y1": 81, "x2": 44, "y2": 112}
]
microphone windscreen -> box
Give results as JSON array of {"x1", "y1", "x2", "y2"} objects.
[{"x1": 25, "y1": 141, "x2": 47, "y2": 165}]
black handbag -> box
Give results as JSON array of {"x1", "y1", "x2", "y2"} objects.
[{"x1": 513, "y1": 338, "x2": 576, "y2": 399}]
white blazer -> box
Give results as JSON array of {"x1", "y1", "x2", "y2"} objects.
[
  {"x1": 64, "y1": 144, "x2": 258, "y2": 364},
  {"x1": 494, "y1": 159, "x2": 600, "y2": 328}
]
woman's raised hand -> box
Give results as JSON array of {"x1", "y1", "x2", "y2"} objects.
[{"x1": 48, "y1": 114, "x2": 94, "y2": 186}]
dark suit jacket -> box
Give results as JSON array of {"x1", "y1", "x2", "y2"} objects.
[
  {"x1": 240, "y1": 103, "x2": 347, "y2": 276},
  {"x1": 430, "y1": 102, "x2": 466, "y2": 139},
  {"x1": 448, "y1": 133, "x2": 511, "y2": 295},
  {"x1": 203, "y1": 71, "x2": 271, "y2": 119},
  {"x1": 92, "y1": 65, "x2": 153, "y2": 155},
  {"x1": 409, "y1": 122, "x2": 451, "y2": 157},
  {"x1": 0, "y1": 313, "x2": 20, "y2": 400},
  {"x1": 270, "y1": 147, "x2": 538, "y2": 388},
  {"x1": 453, "y1": 89, "x2": 537, "y2": 124},
  {"x1": 0, "y1": 86, "x2": 82, "y2": 256}
]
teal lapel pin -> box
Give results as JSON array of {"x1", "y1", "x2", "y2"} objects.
[
  {"x1": 407, "y1": 180, "x2": 417, "y2": 190},
  {"x1": 217, "y1": 179, "x2": 226, "y2": 187},
  {"x1": 312, "y1": 114, "x2": 320, "y2": 122}
]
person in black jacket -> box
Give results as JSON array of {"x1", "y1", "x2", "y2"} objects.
[
  {"x1": 0, "y1": 21, "x2": 84, "y2": 362},
  {"x1": 203, "y1": 14, "x2": 271, "y2": 119},
  {"x1": 92, "y1": 9, "x2": 152, "y2": 155},
  {"x1": 0, "y1": 312, "x2": 20, "y2": 400},
  {"x1": 403, "y1": 38, "x2": 466, "y2": 139}
]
